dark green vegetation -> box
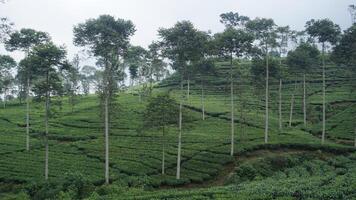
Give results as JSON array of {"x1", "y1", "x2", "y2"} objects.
[
  {"x1": 0, "y1": 3, "x2": 355, "y2": 199},
  {"x1": 0, "y1": 58, "x2": 355, "y2": 199}
]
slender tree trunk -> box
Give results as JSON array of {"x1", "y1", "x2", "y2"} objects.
[
  {"x1": 303, "y1": 74, "x2": 307, "y2": 128},
  {"x1": 26, "y1": 77, "x2": 30, "y2": 151},
  {"x1": 3, "y1": 89, "x2": 6, "y2": 109},
  {"x1": 71, "y1": 92, "x2": 75, "y2": 113},
  {"x1": 176, "y1": 78, "x2": 183, "y2": 179},
  {"x1": 354, "y1": 127, "x2": 356, "y2": 148},
  {"x1": 44, "y1": 70, "x2": 49, "y2": 181},
  {"x1": 265, "y1": 49, "x2": 269, "y2": 143},
  {"x1": 162, "y1": 126, "x2": 165, "y2": 175},
  {"x1": 230, "y1": 54, "x2": 234, "y2": 156},
  {"x1": 19, "y1": 85, "x2": 22, "y2": 104},
  {"x1": 321, "y1": 43, "x2": 326, "y2": 145},
  {"x1": 149, "y1": 76, "x2": 153, "y2": 96},
  {"x1": 201, "y1": 79, "x2": 205, "y2": 120},
  {"x1": 239, "y1": 99, "x2": 244, "y2": 142},
  {"x1": 279, "y1": 79, "x2": 282, "y2": 131},
  {"x1": 105, "y1": 95, "x2": 109, "y2": 184},
  {"x1": 187, "y1": 77, "x2": 190, "y2": 101},
  {"x1": 289, "y1": 82, "x2": 297, "y2": 127},
  {"x1": 138, "y1": 77, "x2": 142, "y2": 102}
]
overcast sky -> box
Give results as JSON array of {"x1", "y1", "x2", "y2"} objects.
[{"x1": 0, "y1": 0, "x2": 354, "y2": 62}]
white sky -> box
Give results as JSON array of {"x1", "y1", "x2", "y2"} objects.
[{"x1": 0, "y1": 0, "x2": 354, "y2": 63}]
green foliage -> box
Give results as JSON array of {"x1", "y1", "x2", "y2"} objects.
[
  {"x1": 80, "y1": 65, "x2": 97, "y2": 95},
  {"x1": 147, "y1": 41, "x2": 168, "y2": 82},
  {"x1": 0, "y1": 55, "x2": 16, "y2": 71},
  {"x1": 158, "y1": 21, "x2": 208, "y2": 75},
  {"x1": 4, "y1": 28, "x2": 50, "y2": 52},
  {"x1": 0, "y1": 14, "x2": 355, "y2": 200},
  {"x1": 276, "y1": 26, "x2": 293, "y2": 57},
  {"x1": 0, "y1": 17, "x2": 13, "y2": 43},
  {"x1": 246, "y1": 18, "x2": 278, "y2": 50},
  {"x1": 219, "y1": 12, "x2": 250, "y2": 28},
  {"x1": 332, "y1": 25, "x2": 356, "y2": 69},
  {"x1": 73, "y1": 15, "x2": 135, "y2": 58},
  {"x1": 286, "y1": 42, "x2": 320, "y2": 73},
  {"x1": 251, "y1": 56, "x2": 280, "y2": 81},
  {"x1": 214, "y1": 27, "x2": 254, "y2": 58},
  {"x1": 0, "y1": 55, "x2": 16, "y2": 102},
  {"x1": 28, "y1": 42, "x2": 68, "y2": 99},
  {"x1": 305, "y1": 19, "x2": 341, "y2": 45},
  {"x1": 74, "y1": 15, "x2": 136, "y2": 120},
  {"x1": 25, "y1": 172, "x2": 94, "y2": 200},
  {"x1": 0, "y1": 58, "x2": 355, "y2": 198},
  {"x1": 143, "y1": 94, "x2": 178, "y2": 129}
]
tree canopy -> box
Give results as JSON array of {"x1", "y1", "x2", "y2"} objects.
[
  {"x1": 332, "y1": 25, "x2": 356, "y2": 69},
  {"x1": 214, "y1": 27, "x2": 254, "y2": 59},
  {"x1": 219, "y1": 12, "x2": 250, "y2": 28},
  {"x1": 73, "y1": 15, "x2": 136, "y2": 58},
  {"x1": 287, "y1": 42, "x2": 320, "y2": 73},
  {"x1": 246, "y1": 18, "x2": 277, "y2": 51},
  {"x1": 5, "y1": 28, "x2": 50, "y2": 52},
  {"x1": 158, "y1": 21, "x2": 208, "y2": 75},
  {"x1": 305, "y1": 19, "x2": 341, "y2": 45},
  {"x1": 143, "y1": 94, "x2": 179, "y2": 129}
]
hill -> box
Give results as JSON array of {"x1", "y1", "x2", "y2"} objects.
[{"x1": 0, "y1": 60, "x2": 355, "y2": 199}]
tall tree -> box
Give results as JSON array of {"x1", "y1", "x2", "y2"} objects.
[
  {"x1": 287, "y1": 42, "x2": 320, "y2": 127},
  {"x1": 246, "y1": 18, "x2": 277, "y2": 143},
  {"x1": 276, "y1": 26, "x2": 292, "y2": 131},
  {"x1": 288, "y1": 81, "x2": 297, "y2": 128},
  {"x1": 276, "y1": 26, "x2": 292, "y2": 63},
  {"x1": 305, "y1": 19, "x2": 341, "y2": 144},
  {"x1": 332, "y1": 24, "x2": 356, "y2": 92},
  {"x1": 195, "y1": 59, "x2": 215, "y2": 120},
  {"x1": 159, "y1": 20, "x2": 207, "y2": 179},
  {"x1": 143, "y1": 94, "x2": 178, "y2": 175},
  {"x1": 332, "y1": 25, "x2": 356, "y2": 68},
  {"x1": 220, "y1": 12, "x2": 250, "y2": 28},
  {"x1": 349, "y1": 5, "x2": 356, "y2": 24},
  {"x1": 74, "y1": 15, "x2": 135, "y2": 184},
  {"x1": 29, "y1": 42, "x2": 68, "y2": 180},
  {"x1": 0, "y1": 18, "x2": 13, "y2": 44},
  {"x1": 125, "y1": 45, "x2": 148, "y2": 101},
  {"x1": 0, "y1": 0, "x2": 12, "y2": 43},
  {"x1": 0, "y1": 55, "x2": 16, "y2": 108},
  {"x1": 5, "y1": 28, "x2": 50, "y2": 151},
  {"x1": 0, "y1": 70, "x2": 14, "y2": 108},
  {"x1": 148, "y1": 42, "x2": 168, "y2": 83},
  {"x1": 63, "y1": 55, "x2": 80, "y2": 113},
  {"x1": 214, "y1": 25, "x2": 253, "y2": 156},
  {"x1": 128, "y1": 64, "x2": 138, "y2": 86},
  {"x1": 80, "y1": 65, "x2": 97, "y2": 95}
]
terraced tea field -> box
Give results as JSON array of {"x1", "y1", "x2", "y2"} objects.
[{"x1": 0, "y1": 62, "x2": 355, "y2": 199}]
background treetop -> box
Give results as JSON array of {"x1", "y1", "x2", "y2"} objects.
[
  {"x1": 332, "y1": 25, "x2": 356, "y2": 68},
  {"x1": 143, "y1": 93, "x2": 179, "y2": 129},
  {"x1": 0, "y1": 17, "x2": 13, "y2": 43},
  {"x1": 29, "y1": 42, "x2": 68, "y2": 73},
  {"x1": 305, "y1": 19, "x2": 341, "y2": 45},
  {"x1": 158, "y1": 20, "x2": 209, "y2": 68},
  {"x1": 5, "y1": 28, "x2": 50, "y2": 52},
  {"x1": 287, "y1": 42, "x2": 320, "y2": 73},
  {"x1": 0, "y1": 54, "x2": 16, "y2": 71},
  {"x1": 220, "y1": 12, "x2": 250, "y2": 28},
  {"x1": 214, "y1": 27, "x2": 254, "y2": 58},
  {"x1": 246, "y1": 18, "x2": 278, "y2": 51},
  {"x1": 73, "y1": 15, "x2": 136, "y2": 58}
]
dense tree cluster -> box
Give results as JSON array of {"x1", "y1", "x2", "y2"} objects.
[{"x1": 0, "y1": 3, "x2": 355, "y2": 186}]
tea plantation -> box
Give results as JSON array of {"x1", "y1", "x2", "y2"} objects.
[{"x1": 0, "y1": 62, "x2": 355, "y2": 199}]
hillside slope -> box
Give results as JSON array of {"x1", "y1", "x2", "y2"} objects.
[{"x1": 0, "y1": 61, "x2": 355, "y2": 199}]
